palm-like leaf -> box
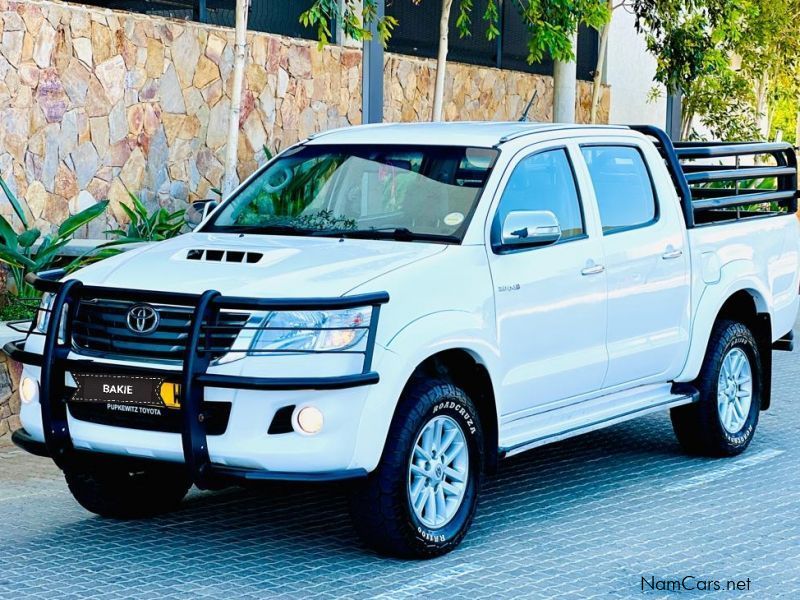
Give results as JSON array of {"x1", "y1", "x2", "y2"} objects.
[
  {"x1": 58, "y1": 200, "x2": 109, "y2": 239},
  {"x1": 18, "y1": 228, "x2": 41, "y2": 248},
  {"x1": 0, "y1": 175, "x2": 28, "y2": 228},
  {"x1": 0, "y1": 213, "x2": 18, "y2": 247},
  {"x1": 0, "y1": 247, "x2": 36, "y2": 270}
]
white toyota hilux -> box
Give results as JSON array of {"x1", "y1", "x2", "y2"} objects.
[{"x1": 8, "y1": 123, "x2": 799, "y2": 558}]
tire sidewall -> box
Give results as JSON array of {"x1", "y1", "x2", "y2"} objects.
[
  {"x1": 404, "y1": 392, "x2": 482, "y2": 548},
  {"x1": 711, "y1": 325, "x2": 761, "y2": 450}
]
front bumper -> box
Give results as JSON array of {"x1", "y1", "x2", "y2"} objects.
[
  {"x1": 8, "y1": 271, "x2": 389, "y2": 487},
  {"x1": 10, "y1": 427, "x2": 368, "y2": 482}
]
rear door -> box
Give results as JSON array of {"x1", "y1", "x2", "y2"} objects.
[
  {"x1": 487, "y1": 143, "x2": 608, "y2": 417},
  {"x1": 577, "y1": 142, "x2": 691, "y2": 388}
]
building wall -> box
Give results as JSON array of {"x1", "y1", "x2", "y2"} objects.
[
  {"x1": 605, "y1": 7, "x2": 666, "y2": 126},
  {"x1": 0, "y1": 0, "x2": 611, "y2": 436},
  {"x1": 0, "y1": 0, "x2": 609, "y2": 240}
]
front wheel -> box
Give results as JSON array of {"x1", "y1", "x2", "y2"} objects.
[
  {"x1": 671, "y1": 319, "x2": 762, "y2": 456},
  {"x1": 349, "y1": 378, "x2": 484, "y2": 558}
]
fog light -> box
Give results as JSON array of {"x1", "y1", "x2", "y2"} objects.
[
  {"x1": 20, "y1": 377, "x2": 38, "y2": 404},
  {"x1": 296, "y1": 406, "x2": 323, "y2": 435}
]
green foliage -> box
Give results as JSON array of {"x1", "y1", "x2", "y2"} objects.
[
  {"x1": 0, "y1": 174, "x2": 108, "y2": 300},
  {"x1": 635, "y1": 0, "x2": 800, "y2": 141},
  {"x1": 301, "y1": 0, "x2": 398, "y2": 46},
  {"x1": 633, "y1": 0, "x2": 733, "y2": 95},
  {"x1": 770, "y1": 87, "x2": 797, "y2": 144},
  {"x1": 514, "y1": 0, "x2": 610, "y2": 64},
  {"x1": 0, "y1": 297, "x2": 38, "y2": 321},
  {"x1": 104, "y1": 192, "x2": 185, "y2": 244},
  {"x1": 684, "y1": 61, "x2": 760, "y2": 141},
  {"x1": 304, "y1": 0, "x2": 609, "y2": 65}
]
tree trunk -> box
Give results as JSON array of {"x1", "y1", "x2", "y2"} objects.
[
  {"x1": 590, "y1": 0, "x2": 613, "y2": 124},
  {"x1": 680, "y1": 109, "x2": 694, "y2": 140},
  {"x1": 432, "y1": 0, "x2": 454, "y2": 122},
  {"x1": 553, "y1": 32, "x2": 578, "y2": 123},
  {"x1": 754, "y1": 72, "x2": 770, "y2": 140},
  {"x1": 222, "y1": 0, "x2": 250, "y2": 197},
  {"x1": 795, "y1": 104, "x2": 800, "y2": 146}
]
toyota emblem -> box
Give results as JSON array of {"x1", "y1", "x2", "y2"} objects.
[{"x1": 126, "y1": 304, "x2": 160, "y2": 335}]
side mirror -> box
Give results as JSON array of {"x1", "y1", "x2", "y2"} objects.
[
  {"x1": 185, "y1": 200, "x2": 219, "y2": 229},
  {"x1": 497, "y1": 210, "x2": 561, "y2": 249}
]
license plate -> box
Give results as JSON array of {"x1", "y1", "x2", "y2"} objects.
[{"x1": 71, "y1": 374, "x2": 181, "y2": 409}]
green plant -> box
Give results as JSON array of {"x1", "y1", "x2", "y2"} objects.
[
  {"x1": 0, "y1": 175, "x2": 108, "y2": 306},
  {"x1": 105, "y1": 193, "x2": 185, "y2": 243}
]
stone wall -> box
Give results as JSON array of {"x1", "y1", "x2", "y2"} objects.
[
  {"x1": 385, "y1": 54, "x2": 609, "y2": 125},
  {"x1": 0, "y1": 352, "x2": 20, "y2": 438},
  {"x1": 0, "y1": 0, "x2": 609, "y2": 438},
  {"x1": 0, "y1": 0, "x2": 609, "y2": 237}
]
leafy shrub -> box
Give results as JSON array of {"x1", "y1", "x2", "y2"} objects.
[
  {"x1": 105, "y1": 192, "x2": 185, "y2": 243},
  {"x1": 0, "y1": 175, "x2": 108, "y2": 310}
]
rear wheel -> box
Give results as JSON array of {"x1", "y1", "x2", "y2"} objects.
[
  {"x1": 349, "y1": 378, "x2": 483, "y2": 558},
  {"x1": 671, "y1": 319, "x2": 762, "y2": 456},
  {"x1": 65, "y1": 462, "x2": 191, "y2": 519}
]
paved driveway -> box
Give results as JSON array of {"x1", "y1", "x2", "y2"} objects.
[{"x1": 1, "y1": 341, "x2": 798, "y2": 599}]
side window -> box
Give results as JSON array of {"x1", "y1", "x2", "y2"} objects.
[
  {"x1": 580, "y1": 146, "x2": 657, "y2": 233},
  {"x1": 497, "y1": 149, "x2": 585, "y2": 241}
]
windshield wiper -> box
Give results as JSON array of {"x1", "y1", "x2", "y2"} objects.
[{"x1": 310, "y1": 227, "x2": 460, "y2": 244}]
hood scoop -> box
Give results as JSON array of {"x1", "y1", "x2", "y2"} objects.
[{"x1": 185, "y1": 249, "x2": 264, "y2": 264}]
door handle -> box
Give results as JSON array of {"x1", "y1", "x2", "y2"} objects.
[
  {"x1": 662, "y1": 248, "x2": 683, "y2": 260},
  {"x1": 581, "y1": 264, "x2": 605, "y2": 276}
]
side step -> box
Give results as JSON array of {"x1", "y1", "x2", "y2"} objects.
[
  {"x1": 499, "y1": 383, "x2": 698, "y2": 459},
  {"x1": 773, "y1": 330, "x2": 794, "y2": 352}
]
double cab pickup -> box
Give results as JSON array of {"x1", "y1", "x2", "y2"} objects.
[{"x1": 9, "y1": 122, "x2": 799, "y2": 558}]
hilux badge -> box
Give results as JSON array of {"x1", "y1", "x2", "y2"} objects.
[{"x1": 127, "y1": 304, "x2": 160, "y2": 334}]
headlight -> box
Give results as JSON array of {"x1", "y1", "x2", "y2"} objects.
[
  {"x1": 251, "y1": 308, "x2": 371, "y2": 353},
  {"x1": 35, "y1": 293, "x2": 54, "y2": 333},
  {"x1": 216, "y1": 308, "x2": 371, "y2": 364},
  {"x1": 34, "y1": 293, "x2": 67, "y2": 342}
]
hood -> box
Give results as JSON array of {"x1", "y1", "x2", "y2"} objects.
[{"x1": 71, "y1": 232, "x2": 446, "y2": 298}]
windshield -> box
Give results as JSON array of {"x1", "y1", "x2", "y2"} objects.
[{"x1": 203, "y1": 144, "x2": 499, "y2": 242}]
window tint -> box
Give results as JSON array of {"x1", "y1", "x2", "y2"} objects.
[
  {"x1": 581, "y1": 146, "x2": 657, "y2": 233},
  {"x1": 497, "y1": 149, "x2": 585, "y2": 240}
]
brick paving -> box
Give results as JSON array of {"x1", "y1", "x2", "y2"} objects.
[{"x1": 1, "y1": 341, "x2": 798, "y2": 599}]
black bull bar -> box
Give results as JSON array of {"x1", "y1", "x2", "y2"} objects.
[{"x1": 5, "y1": 270, "x2": 389, "y2": 487}]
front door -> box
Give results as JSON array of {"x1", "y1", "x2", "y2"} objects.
[{"x1": 488, "y1": 145, "x2": 608, "y2": 417}]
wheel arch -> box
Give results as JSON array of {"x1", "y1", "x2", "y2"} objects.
[
  {"x1": 400, "y1": 349, "x2": 500, "y2": 474},
  {"x1": 678, "y1": 284, "x2": 773, "y2": 409}
]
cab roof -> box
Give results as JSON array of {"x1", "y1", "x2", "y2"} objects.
[{"x1": 305, "y1": 121, "x2": 631, "y2": 148}]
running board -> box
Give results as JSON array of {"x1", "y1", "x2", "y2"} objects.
[
  {"x1": 773, "y1": 330, "x2": 794, "y2": 352},
  {"x1": 499, "y1": 385, "x2": 697, "y2": 459}
]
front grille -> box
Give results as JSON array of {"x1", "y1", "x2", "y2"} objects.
[{"x1": 72, "y1": 299, "x2": 248, "y2": 362}]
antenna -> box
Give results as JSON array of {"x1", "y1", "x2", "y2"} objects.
[{"x1": 519, "y1": 90, "x2": 539, "y2": 122}]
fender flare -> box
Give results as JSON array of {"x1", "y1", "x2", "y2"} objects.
[
  {"x1": 349, "y1": 311, "x2": 500, "y2": 473},
  {"x1": 676, "y1": 260, "x2": 771, "y2": 382}
]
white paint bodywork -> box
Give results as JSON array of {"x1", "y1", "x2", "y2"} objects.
[{"x1": 18, "y1": 123, "x2": 800, "y2": 475}]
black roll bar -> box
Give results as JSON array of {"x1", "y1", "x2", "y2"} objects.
[{"x1": 629, "y1": 125, "x2": 799, "y2": 227}]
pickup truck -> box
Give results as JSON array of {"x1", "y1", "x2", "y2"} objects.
[{"x1": 7, "y1": 123, "x2": 799, "y2": 558}]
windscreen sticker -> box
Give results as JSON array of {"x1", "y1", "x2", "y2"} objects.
[{"x1": 444, "y1": 212, "x2": 465, "y2": 226}]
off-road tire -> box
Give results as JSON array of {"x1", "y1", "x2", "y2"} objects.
[
  {"x1": 349, "y1": 378, "x2": 484, "y2": 558},
  {"x1": 671, "y1": 319, "x2": 762, "y2": 456},
  {"x1": 65, "y1": 463, "x2": 192, "y2": 519}
]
